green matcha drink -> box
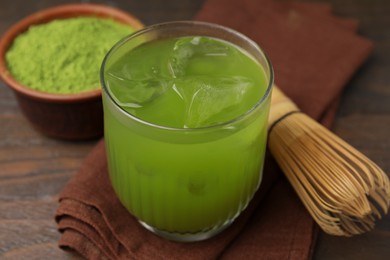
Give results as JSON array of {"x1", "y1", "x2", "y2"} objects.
[{"x1": 101, "y1": 22, "x2": 273, "y2": 241}]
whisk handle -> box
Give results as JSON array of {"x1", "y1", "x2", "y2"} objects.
[{"x1": 268, "y1": 86, "x2": 300, "y2": 130}]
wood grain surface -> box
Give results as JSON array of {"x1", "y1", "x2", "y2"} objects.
[{"x1": 0, "y1": 0, "x2": 389, "y2": 259}]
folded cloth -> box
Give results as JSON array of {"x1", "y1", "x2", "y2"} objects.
[{"x1": 55, "y1": 0, "x2": 373, "y2": 259}]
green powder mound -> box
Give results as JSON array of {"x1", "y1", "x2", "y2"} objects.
[{"x1": 6, "y1": 17, "x2": 134, "y2": 94}]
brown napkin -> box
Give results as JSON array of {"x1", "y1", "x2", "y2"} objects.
[{"x1": 55, "y1": 0, "x2": 373, "y2": 259}]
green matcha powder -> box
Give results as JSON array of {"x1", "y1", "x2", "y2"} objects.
[{"x1": 6, "y1": 17, "x2": 134, "y2": 94}]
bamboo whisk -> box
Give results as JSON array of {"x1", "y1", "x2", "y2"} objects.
[{"x1": 268, "y1": 86, "x2": 390, "y2": 236}]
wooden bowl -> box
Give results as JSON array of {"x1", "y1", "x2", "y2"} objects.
[{"x1": 0, "y1": 4, "x2": 143, "y2": 140}]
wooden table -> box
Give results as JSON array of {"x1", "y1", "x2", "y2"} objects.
[{"x1": 0, "y1": 0, "x2": 389, "y2": 259}]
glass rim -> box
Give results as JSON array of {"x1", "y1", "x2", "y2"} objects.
[{"x1": 100, "y1": 20, "x2": 274, "y2": 132}]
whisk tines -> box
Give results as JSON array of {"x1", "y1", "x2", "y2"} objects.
[{"x1": 268, "y1": 86, "x2": 390, "y2": 236}]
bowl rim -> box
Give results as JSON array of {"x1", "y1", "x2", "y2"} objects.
[{"x1": 0, "y1": 3, "x2": 144, "y2": 103}]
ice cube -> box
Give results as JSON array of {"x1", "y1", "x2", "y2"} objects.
[
  {"x1": 174, "y1": 76, "x2": 254, "y2": 128},
  {"x1": 168, "y1": 37, "x2": 237, "y2": 78},
  {"x1": 168, "y1": 38, "x2": 195, "y2": 78},
  {"x1": 105, "y1": 72, "x2": 171, "y2": 108},
  {"x1": 174, "y1": 36, "x2": 230, "y2": 57}
]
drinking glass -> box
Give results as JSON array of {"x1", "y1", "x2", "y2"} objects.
[{"x1": 101, "y1": 21, "x2": 273, "y2": 242}]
